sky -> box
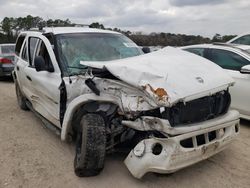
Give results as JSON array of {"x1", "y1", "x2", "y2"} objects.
[{"x1": 0, "y1": 0, "x2": 250, "y2": 37}]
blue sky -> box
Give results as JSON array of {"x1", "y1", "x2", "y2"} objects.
[{"x1": 0, "y1": 0, "x2": 249, "y2": 37}]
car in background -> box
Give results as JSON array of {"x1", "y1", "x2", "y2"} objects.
[
  {"x1": 0, "y1": 43, "x2": 15, "y2": 77},
  {"x1": 181, "y1": 43, "x2": 250, "y2": 120},
  {"x1": 227, "y1": 32, "x2": 250, "y2": 45}
]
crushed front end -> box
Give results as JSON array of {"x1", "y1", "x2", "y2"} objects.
[
  {"x1": 121, "y1": 90, "x2": 239, "y2": 178},
  {"x1": 73, "y1": 47, "x2": 240, "y2": 179}
]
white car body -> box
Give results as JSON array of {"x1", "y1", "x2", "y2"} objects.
[
  {"x1": 13, "y1": 27, "x2": 239, "y2": 179},
  {"x1": 181, "y1": 44, "x2": 250, "y2": 120}
]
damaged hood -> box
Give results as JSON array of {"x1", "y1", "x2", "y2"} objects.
[{"x1": 81, "y1": 47, "x2": 234, "y2": 105}]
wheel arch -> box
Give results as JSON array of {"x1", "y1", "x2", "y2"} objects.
[{"x1": 61, "y1": 93, "x2": 122, "y2": 141}]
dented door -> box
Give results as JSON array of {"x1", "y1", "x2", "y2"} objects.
[{"x1": 23, "y1": 34, "x2": 62, "y2": 127}]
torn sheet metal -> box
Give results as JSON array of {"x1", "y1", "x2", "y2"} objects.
[
  {"x1": 80, "y1": 47, "x2": 234, "y2": 106},
  {"x1": 122, "y1": 110, "x2": 239, "y2": 135},
  {"x1": 124, "y1": 114, "x2": 239, "y2": 179}
]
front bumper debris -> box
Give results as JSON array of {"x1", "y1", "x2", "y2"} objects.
[{"x1": 124, "y1": 110, "x2": 239, "y2": 178}]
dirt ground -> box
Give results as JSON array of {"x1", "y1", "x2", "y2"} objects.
[{"x1": 0, "y1": 78, "x2": 249, "y2": 188}]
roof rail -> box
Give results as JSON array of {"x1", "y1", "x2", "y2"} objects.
[
  {"x1": 27, "y1": 24, "x2": 90, "y2": 31},
  {"x1": 212, "y1": 42, "x2": 236, "y2": 47},
  {"x1": 212, "y1": 42, "x2": 250, "y2": 53},
  {"x1": 27, "y1": 28, "x2": 43, "y2": 32},
  {"x1": 73, "y1": 24, "x2": 89, "y2": 27}
]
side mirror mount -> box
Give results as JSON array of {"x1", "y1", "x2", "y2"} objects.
[
  {"x1": 142, "y1": 47, "x2": 151, "y2": 54},
  {"x1": 34, "y1": 56, "x2": 46, "y2": 72},
  {"x1": 240, "y1": 64, "x2": 250, "y2": 74}
]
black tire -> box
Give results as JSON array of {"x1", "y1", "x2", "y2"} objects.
[
  {"x1": 15, "y1": 81, "x2": 29, "y2": 110},
  {"x1": 74, "y1": 113, "x2": 106, "y2": 177}
]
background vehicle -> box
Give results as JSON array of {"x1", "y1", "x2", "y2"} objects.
[
  {"x1": 227, "y1": 32, "x2": 250, "y2": 45},
  {"x1": 13, "y1": 27, "x2": 239, "y2": 179},
  {"x1": 0, "y1": 43, "x2": 15, "y2": 77},
  {"x1": 182, "y1": 43, "x2": 250, "y2": 120}
]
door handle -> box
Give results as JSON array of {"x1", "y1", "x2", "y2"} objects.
[{"x1": 26, "y1": 75, "x2": 32, "y2": 81}]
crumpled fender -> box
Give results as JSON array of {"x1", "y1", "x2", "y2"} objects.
[{"x1": 61, "y1": 93, "x2": 121, "y2": 141}]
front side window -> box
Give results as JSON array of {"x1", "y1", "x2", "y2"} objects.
[
  {"x1": 184, "y1": 48, "x2": 205, "y2": 57},
  {"x1": 207, "y1": 49, "x2": 250, "y2": 71},
  {"x1": 56, "y1": 33, "x2": 143, "y2": 75},
  {"x1": 36, "y1": 40, "x2": 54, "y2": 71},
  {"x1": 231, "y1": 35, "x2": 250, "y2": 45}
]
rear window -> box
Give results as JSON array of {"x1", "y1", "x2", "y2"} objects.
[{"x1": 1, "y1": 45, "x2": 15, "y2": 54}]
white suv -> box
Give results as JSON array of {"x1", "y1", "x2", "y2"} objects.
[{"x1": 13, "y1": 27, "x2": 239, "y2": 179}]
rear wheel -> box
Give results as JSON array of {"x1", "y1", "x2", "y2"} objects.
[
  {"x1": 15, "y1": 82, "x2": 29, "y2": 110},
  {"x1": 74, "y1": 113, "x2": 106, "y2": 177}
]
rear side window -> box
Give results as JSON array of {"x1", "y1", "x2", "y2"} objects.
[
  {"x1": 21, "y1": 42, "x2": 28, "y2": 61},
  {"x1": 15, "y1": 35, "x2": 26, "y2": 56},
  {"x1": 207, "y1": 49, "x2": 250, "y2": 71},
  {"x1": 185, "y1": 48, "x2": 205, "y2": 57},
  {"x1": 28, "y1": 37, "x2": 39, "y2": 66},
  {"x1": 1, "y1": 45, "x2": 15, "y2": 54},
  {"x1": 231, "y1": 35, "x2": 250, "y2": 45}
]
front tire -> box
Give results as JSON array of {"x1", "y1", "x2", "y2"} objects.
[{"x1": 74, "y1": 113, "x2": 106, "y2": 177}]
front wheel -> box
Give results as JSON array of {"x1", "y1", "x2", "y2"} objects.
[{"x1": 74, "y1": 113, "x2": 106, "y2": 177}]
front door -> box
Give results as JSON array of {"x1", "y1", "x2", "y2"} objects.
[{"x1": 23, "y1": 34, "x2": 62, "y2": 127}]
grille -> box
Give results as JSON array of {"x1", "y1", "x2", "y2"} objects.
[
  {"x1": 163, "y1": 90, "x2": 231, "y2": 126},
  {"x1": 141, "y1": 90, "x2": 231, "y2": 127}
]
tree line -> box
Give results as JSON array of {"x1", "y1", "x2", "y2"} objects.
[{"x1": 0, "y1": 15, "x2": 236, "y2": 46}]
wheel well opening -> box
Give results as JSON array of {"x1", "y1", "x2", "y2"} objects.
[{"x1": 70, "y1": 101, "x2": 119, "y2": 140}]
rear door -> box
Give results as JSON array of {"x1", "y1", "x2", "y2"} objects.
[
  {"x1": 206, "y1": 48, "x2": 250, "y2": 117},
  {"x1": 15, "y1": 34, "x2": 30, "y2": 88},
  {"x1": 22, "y1": 34, "x2": 62, "y2": 127}
]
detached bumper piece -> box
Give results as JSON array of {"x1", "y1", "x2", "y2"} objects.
[{"x1": 124, "y1": 118, "x2": 239, "y2": 179}]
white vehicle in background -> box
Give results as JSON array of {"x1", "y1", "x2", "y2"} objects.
[
  {"x1": 227, "y1": 33, "x2": 250, "y2": 45},
  {"x1": 13, "y1": 27, "x2": 239, "y2": 179},
  {"x1": 182, "y1": 43, "x2": 250, "y2": 120}
]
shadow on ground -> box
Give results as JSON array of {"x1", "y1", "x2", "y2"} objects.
[
  {"x1": 240, "y1": 119, "x2": 250, "y2": 126},
  {"x1": 0, "y1": 76, "x2": 13, "y2": 82}
]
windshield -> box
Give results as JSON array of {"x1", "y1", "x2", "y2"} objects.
[{"x1": 56, "y1": 33, "x2": 143, "y2": 75}]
